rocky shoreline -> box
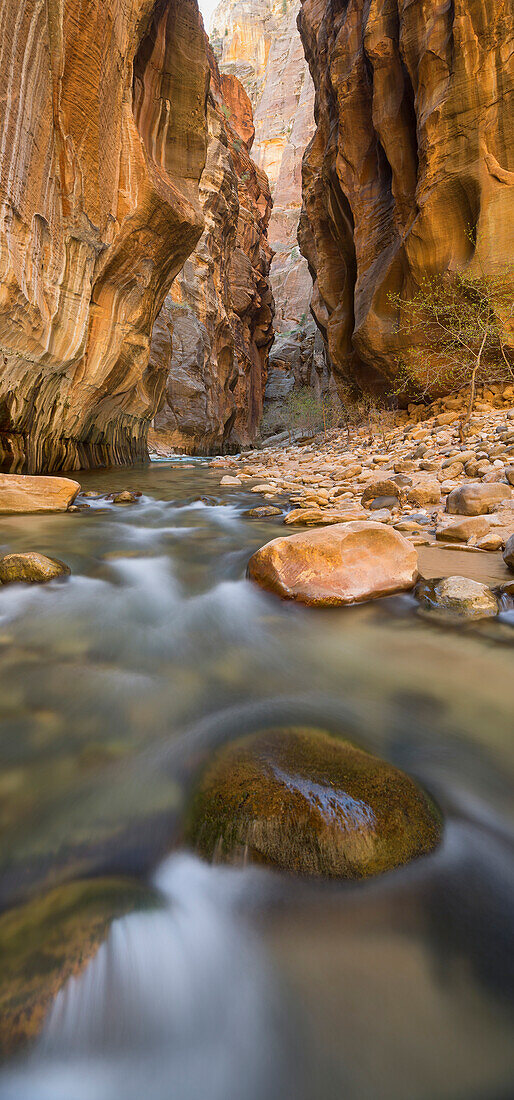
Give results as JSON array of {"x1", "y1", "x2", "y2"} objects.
[{"x1": 210, "y1": 385, "x2": 514, "y2": 558}]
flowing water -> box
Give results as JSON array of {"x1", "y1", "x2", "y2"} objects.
[{"x1": 0, "y1": 460, "x2": 513, "y2": 1099}]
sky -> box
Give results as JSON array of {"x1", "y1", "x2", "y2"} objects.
[{"x1": 198, "y1": 0, "x2": 219, "y2": 31}]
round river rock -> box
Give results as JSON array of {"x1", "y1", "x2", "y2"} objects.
[
  {"x1": 0, "y1": 552, "x2": 71, "y2": 585},
  {"x1": 247, "y1": 521, "x2": 418, "y2": 606},
  {"x1": 185, "y1": 727, "x2": 442, "y2": 879}
]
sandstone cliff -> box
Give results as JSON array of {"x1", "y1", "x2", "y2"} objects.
[
  {"x1": 0, "y1": 0, "x2": 209, "y2": 473},
  {"x1": 298, "y1": 0, "x2": 514, "y2": 397},
  {"x1": 149, "y1": 48, "x2": 274, "y2": 454},
  {"x1": 211, "y1": 1, "x2": 328, "y2": 410}
]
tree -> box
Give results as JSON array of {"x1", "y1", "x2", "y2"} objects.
[{"x1": 388, "y1": 262, "x2": 514, "y2": 436}]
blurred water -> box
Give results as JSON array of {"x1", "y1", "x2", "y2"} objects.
[
  {"x1": 0, "y1": 460, "x2": 513, "y2": 1099},
  {"x1": 1, "y1": 855, "x2": 291, "y2": 1100}
]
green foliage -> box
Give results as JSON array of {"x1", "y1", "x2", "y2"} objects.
[
  {"x1": 388, "y1": 256, "x2": 514, "y2": 433},
  {"x1": 262, "y1": 388, "x2": 345, "y2": 441}
]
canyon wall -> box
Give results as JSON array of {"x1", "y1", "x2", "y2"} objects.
[
  {"x1": 149, "y1": 49, "x2": 274, "y2": 454},
  {"x1": 298, "y1": 0, "x2": 514, "y2": 397},
  {"x1": 0, "y1": 0, "x2": 209, "y2": 473},
  {"x1": 211, "y1": 1, "x2": 331, "y2": 415}
]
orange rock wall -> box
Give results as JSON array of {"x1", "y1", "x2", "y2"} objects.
[
  {"x1": 150, "y1": 47, "x2": 274, "y2": 454},
  {"x1": 212, "y1": 1, "x2": 316, "y2": 336},
  {"x1": 298, "y1": 0, "x2": 514, "y2": 396},
  {"x1": 0, "y1": 0, "x2": 209, "y2": 472}
]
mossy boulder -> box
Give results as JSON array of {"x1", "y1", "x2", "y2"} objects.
[
  {"x1": 0, "y1": 552, "x2": 71, "y2": 585},
  {"x1": 0, "y1": 876, "x2": 157, "y2": 1057},
  {"x1": 185, "y1": 728, "x2": 442, "y2": 880}
]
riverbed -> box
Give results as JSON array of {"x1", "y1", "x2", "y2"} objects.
[{"x1": 0, "y1": 460, "x2": 513, "y2": 1100}]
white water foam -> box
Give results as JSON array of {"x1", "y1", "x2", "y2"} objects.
[{"x1": 0, "y1": 856, "x2": 290, "y2": 1100}]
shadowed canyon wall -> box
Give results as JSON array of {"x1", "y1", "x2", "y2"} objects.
[
  {"x1": 0, "y1": 0, "x2": 209, "y2": 472},
  {"x1": 148, "y1": 48, "x2": 274, "y2": 454},
  {"x1": 211, "y1": 1, "x2": 332, "y2": 414},
  {"x1": 298, "y1": 0, "x2": 514, "y2": 398}
]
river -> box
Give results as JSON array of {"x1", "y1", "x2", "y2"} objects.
[{"x1": 0, "y1": 459, "x2": 513, "y2": 1099}]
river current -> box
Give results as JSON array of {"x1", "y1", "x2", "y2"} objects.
[{"x1": 0, "y1": 459, "x2": 513, "y2": 1099}]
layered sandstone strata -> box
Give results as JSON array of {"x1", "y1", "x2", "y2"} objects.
[
  {"x1": 0, "y1": 0, "x2": 209, "y2": 472},
  {"x1": 211, "y1": 1, "x2": 324, "y2": 410},
  {"x1": 149, "y1": 48, "x2": 274, "y2": 454},
  {"x1": 298, "y1": 0, "x2": 514, "y2": 397}
]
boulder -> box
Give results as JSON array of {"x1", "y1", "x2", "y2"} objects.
[
  {"x1": 503, "y1": 534, "x2": 514, "y2": 572},
  {"x1": 415, "y1": 576, "x2": 499, "y2": 618},
  {"x1": 505, "y1": 467, "x2": 514, "y2": 487},
  {"x1": 284, "y1": 507, "x2": 366, "y2": 526},
  {"x1": 185, "y1": 727, "x2": 442, "y2": 879},
  {"x1": 405, "y1": 477, "x2": 441, "y2": 507},
  {"x1": 447, "y1": 483, "x2": 512, "y2": 516},
  {"x1": 111, "y1": 490, "x2": 140, "y2": 505},
  {"x1": 436, "y1": 516, "x2": 490, "y2": 543},
  {"x1": 361, "y1": 477, "x2": 400, "y2": 505},
  {"x1": 368, "y1": 496, "x2": 398, "y2": 510},
  {"x1": 0, "y1": 474, "x2": 80, "y2": 514},
  {"x1": 245, "y1": 506, "x2": 282, "y2": 518},
  {"x1": 247, "y1": 521, "x2": 418, "y2": 606},
  {"x1": 0, "y1": 553, "x2": 71, "y2": 585}
]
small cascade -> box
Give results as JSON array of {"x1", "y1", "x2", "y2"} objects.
[{"x1": 1, "y1": 856, "x2": 292, "y2": 1100}]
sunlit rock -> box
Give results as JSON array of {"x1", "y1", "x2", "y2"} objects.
[
  {"x1": 0, "y1": 474, "x2": 80, "y2": 513},
  {"x1": 248, "y1": 521, "x2": 418, "y2": 606}
]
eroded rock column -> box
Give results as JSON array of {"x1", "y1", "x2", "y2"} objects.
[
  {"x1": 298, "y1": 0, "x2": 514, "y2": 396},
  {"x1": 0, "y1": 0, "x2": 209, "y2": 472}
]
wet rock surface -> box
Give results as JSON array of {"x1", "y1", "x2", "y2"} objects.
[
  {"x1": 248, "y1": 521, "x2": 418, "y2": 606},
  {"x1": 415, "y1": 576, "x2": 499, "y2": 620},
  {"x1": 0, "y1": 553, "x2": 71, "y2": 585},
  {"x1": 0, "y1": 877, "x2": 157, "y2": 1057},
  {"x1": 185, "y1": 727, "x2": 442, "y2": 878}
]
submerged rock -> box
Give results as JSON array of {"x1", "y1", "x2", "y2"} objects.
[
  {"x1": 111, "y1": 490, "x2": 140, "y2": 505},
  {"x1": 247, "y1": 521, "x2": 418, "y2": 606},
  {"x1": 185, "y1": 727, "x2": 442, "y2": 879},
  {"x1": 0, "y1": 553, "x2": 71, "y2": 585},
  {"x1": 0, "y1": 877, "x2": 157, "y2": 1057},
  {"x1": 0, "y1": 474, "x2": 80, "y2": 514},
  {"x1": 415, "y1": 576, "x2": 499, "y2": 619}
]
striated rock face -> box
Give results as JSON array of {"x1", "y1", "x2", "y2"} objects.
[
  {"x1": 0, "y1": 0, "x2": 209, "y2": 473},
  {"x1": 149, "y1": 47, "x2": 274, "y2": 454},
  {"x1": 212, "y1": 1, "x2": 328, "y2": 410},
  {"x1": 298, "y1": 0, "x2": 514, "y2": 397}
]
